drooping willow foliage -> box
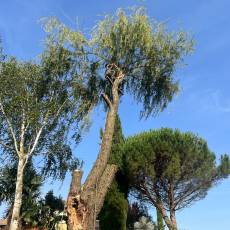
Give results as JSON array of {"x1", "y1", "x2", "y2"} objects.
[{"x1": 42, "y1": 7, "x2": 194, "y2": 118}]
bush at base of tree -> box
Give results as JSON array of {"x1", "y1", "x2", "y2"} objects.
[{"x1": 99, "y1": 181, "x2": 128, "y2": 230}]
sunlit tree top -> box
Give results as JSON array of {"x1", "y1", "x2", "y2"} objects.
[{"x1": 43, "y1": 7, "x2": 194, "y2": 118}]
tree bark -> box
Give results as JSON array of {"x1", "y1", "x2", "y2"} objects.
[
  {"x1": 95, "y1": 164, "x2": 118, "y2": 216},
  {"x1": 169, "y1": 179, "x2": 177, "y2": 230},
  {"x1": 67, "y1": 170, "x2": 84, "y2": 230},
  {"x1": 9, "y1": 156, "x2": 26, "y2": 230},
  {"x1": 170, "y1": 209, "x2": 177, "y2": 230},
  {"x1": 66, "y1": 69, "x2": 124, "y2": 230},
  {"x1": 156, "y1": 202, "x2": 177, "y2": 230}
]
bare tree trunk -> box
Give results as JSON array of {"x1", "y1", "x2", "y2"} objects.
[
  {"x1": 156, "y1": 202, "x2": 177, "y2": 230},
  {"x1": 9, "y1": 157, "x2": 25, "y2": 230},
  {"x1": 170, "y1": 210, "x2": 177, "y2": 230},
  {"x1": 169, "y1": 180, "x2": 177, "y2": 230},
  {"x1": 66, "y1": 68, "x2": 124, "y2": 230},
  {"x1": 95, "y1": 164, "x2": 117, "y2": 216}
]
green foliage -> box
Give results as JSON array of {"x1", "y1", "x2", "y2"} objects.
[
  {"x1": 122, "y1": 128, "x2": 230, "y2": 211},
  {"x1": 0, "y1": 159, "x2": 42, "y2": 207},
  {"x1": 44, "y1": 190, "x2": 64, "y2": 212},
  {"x1": 0, "y1": 43, "x2": 94, "y2": 230},
  {"x1": 21, "y1": 190, "x2": 66, "y2": 230},
  {"x1": 218, "y1": 154, "x2": 230, "y2": 177},
  {"x1": 99, "y1": 181, "x2": 128, "y2": 230},
  {"x1": 43, "y1": 7, "x2": 193, "y2": 118},
  {"x1": 0, "y1": 46, "x2": 93, "y2": 179},
  {"x1": 108, "y1": 115, "x2": 125, "y2": 166},
  {"x1": 91, "y1": 8, "x2": 193, "y2": 117}
]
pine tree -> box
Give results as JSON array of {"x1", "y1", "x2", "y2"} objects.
[{"x1": 123, "y1": 128, "x2": 230, "y2": 230}]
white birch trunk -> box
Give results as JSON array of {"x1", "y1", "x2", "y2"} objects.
[{"x1": 9, "y1": 157, "x2": 25, "y2": 230}]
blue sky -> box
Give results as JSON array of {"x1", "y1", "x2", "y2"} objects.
[{"x1": 0, "y1": 0, "x2": 230, "y2": 229}]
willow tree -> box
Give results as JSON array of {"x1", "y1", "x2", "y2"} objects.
[
  {"x1": 123, "y1": 128, "x2": 230, "y2": 230},
  {"x1": 44, "y1": 8, "x2": 193, "y2": 230},
  {"x1": 0, "y1": 43, "x2": 92, "y2": 230}
]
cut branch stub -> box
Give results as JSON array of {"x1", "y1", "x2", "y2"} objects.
[
  {"x1": 70, "y1": 170, "x2": 83, "y2": 194},
  {"x1": 67, "y1": 170, "x2": 85, "y2": 230}
]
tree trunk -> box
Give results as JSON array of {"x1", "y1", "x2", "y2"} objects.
[
  {"x1": 66, "y1": 68, "x2": 124, "y2": 230},
  {"x1": 168, "y1": 180, "x2": 177, "y2": 230},
  {"x1": 170, "y1": 210, "x2": 177, "y2": 230},
  {"x1": 157, "y1": 202, "x2": 177, "y2": 230},
  {"x1": 67, "y1": 170, "x2": 84, "y2": 230},
  {"x1": 9, "y1": 157, "x2": 26, "y2": 230}
]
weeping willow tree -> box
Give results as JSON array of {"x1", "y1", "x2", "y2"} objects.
[{"x1": 44, "y1": 7, "x2": 193, "y2": 230}]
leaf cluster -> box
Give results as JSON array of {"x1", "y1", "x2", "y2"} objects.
[{"x1": 21, "y1": 190, "x2": 66, "y2": 230}]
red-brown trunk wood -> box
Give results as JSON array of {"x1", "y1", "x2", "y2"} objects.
[
  {"x1": 170, "y1": 210, "x2": 177, "y2": 230},
  {"x1": 157, "y1": 202, "x2": 177, "y2": 230}
]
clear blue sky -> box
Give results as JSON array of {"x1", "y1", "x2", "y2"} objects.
[{"x1": 0, "y1": 0, "x2": 230, "y2": 229}]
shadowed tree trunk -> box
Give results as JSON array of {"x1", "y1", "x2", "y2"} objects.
[{"x1": 66, "y1": 65, "x2": 124, "y2": 230}]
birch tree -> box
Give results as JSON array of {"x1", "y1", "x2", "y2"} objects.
[
  {"x1": 44, "y1": 8, "x2": 194, "y2": 229},
  {"x1": 0, "y1": 44, "x2": 93, "y2": 230}
]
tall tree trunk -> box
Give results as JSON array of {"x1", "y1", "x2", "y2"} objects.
[
  {"x1": 9, "y1": 156, "x2": 25, "y2": 230},
  {"x1": 168, "y1": 180, "x2": 177, "y2": 230},
  {"x1": 170, "y1": 209, "x2": 177, "y2": 230},
  {"x1": 157, "y1": 202, "x2": 177, "y2": 230},
  {"x1": 66, "y1": 68, "x2": 124, "y2": 230}
]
